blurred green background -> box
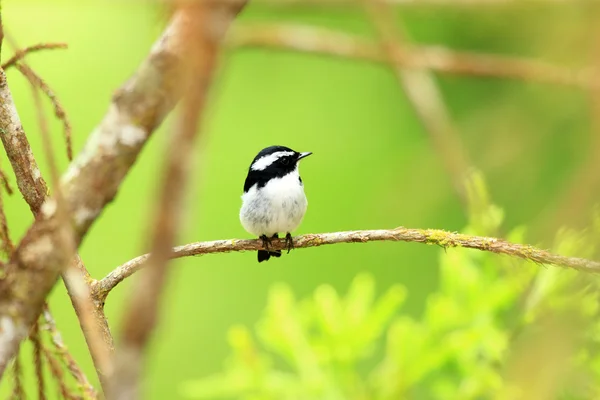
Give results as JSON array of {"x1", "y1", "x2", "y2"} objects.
[{"x1": 1, "y1": 0, "x2": 598, "y2": 398}]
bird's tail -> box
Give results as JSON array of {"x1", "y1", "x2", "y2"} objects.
[{"x1": 258, "y1": 249, "x2": 281, "y2": 262}]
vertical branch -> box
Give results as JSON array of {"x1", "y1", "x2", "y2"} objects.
[
  {"x1": 108, "y1": 2, "x2": 247, "y2": 399},
  {"x1": 361, "y1": 1, "x2": 472, "y2": 204}
]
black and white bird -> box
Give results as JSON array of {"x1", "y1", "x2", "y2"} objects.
[{"x1": 240, "y1": 145, "x2": 312, "y2": 262}]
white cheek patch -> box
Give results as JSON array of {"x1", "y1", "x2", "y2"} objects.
[{"x1": 251, "y1": 151, "x2": 295, "y2": 171}]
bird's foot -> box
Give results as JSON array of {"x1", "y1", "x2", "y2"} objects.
[
  {"x1": 259, "y1": 234, "x2": 272, "y2": 250},
  {"x1": 285, "y1": 233, "x2": 294, "y2": 254}
]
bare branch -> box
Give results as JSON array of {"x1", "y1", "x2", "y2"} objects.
[
  {"x1": 95, "y1": 228, "x2": 600, "y2": 299},
  {"x1": 230, "y1": 23, "x2": 592, "y2": 88},
  {"x1": 0, "y1": 8, "x2": 202, "y2": 378},
  {"x1": 1, "y1": 43, "x2": 67, "y2": 70},
  {"x1": 109, "y1": 3, "x2": 248, "y2": 399}
]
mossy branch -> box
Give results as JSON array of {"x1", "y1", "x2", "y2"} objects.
[{"x1": 93, "y1": 227, "x2": 600, "y2": 301}]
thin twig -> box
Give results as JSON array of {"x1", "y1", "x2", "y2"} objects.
[
  {"x1": 42, "y1": 345, "x2": 80, "y2": 400},
  {"x1": 1, "y1": 42, "x2": 67, "y2": 70},
  {"x1": 109, "y1": 3, "x2": 247, "y2": 399},
  {"x1": 95, "y1": 228, "x2": 600, "y2": 300},
  {"x1": 0, "y1": 178, "x2": 13, "y2": 257},
  {"x1": 30, "y1": 322, "x2": 47, "y2": 400},
  {"x1": 229, "y1": 23, "x2": 592, "y2": 88},
  {"x1": 42, "y1": 307, "x2": 97, "y2": 399},
  {"x1": 10, "y1": 354, "x2": 25, "y2": 400},
  {"x1": 0, "y1": 168, "x2": 14, "y2": 195},
  {"x1": 20, "y1": 61, "x2": 60, "y2": 194},
  {"x1": 15, "y1": 63, "x2": 73, "y2": 160}
]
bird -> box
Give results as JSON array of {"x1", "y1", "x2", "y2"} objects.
[{"x1": 240, "y1": 145, "x2": 312, "y2": 262}]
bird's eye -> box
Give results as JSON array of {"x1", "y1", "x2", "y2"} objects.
[{"x1": 280, "y1": 157, "x2": 289, "y2": 166}]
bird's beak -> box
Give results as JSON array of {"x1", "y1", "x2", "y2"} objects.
[{"x1": 297, "y1": 152, "x2": 312, "y2": 161}]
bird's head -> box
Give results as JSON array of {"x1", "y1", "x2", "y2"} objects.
[{"x1": 249, "y1": 145, "x2": 312, "y2": 175}]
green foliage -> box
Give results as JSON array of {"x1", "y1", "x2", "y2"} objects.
[
  {"x1": 181, "y1": 173, "x2": 600, "y2": 399},
  {"x1": 180, "y1": 275, "x2": 406, "y2": 400}
]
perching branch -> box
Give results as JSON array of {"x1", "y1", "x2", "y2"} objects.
[{"x1": 94, "y1": 228, "x2": 600, "y2": 301}]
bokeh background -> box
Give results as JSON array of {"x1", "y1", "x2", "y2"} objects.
[{"x1": 1, "y1": 0, "x2": 599, "y2": 398}]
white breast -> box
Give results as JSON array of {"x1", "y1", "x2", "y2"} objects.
[{"x1": 240, "y1": 168, "x2": 308, "y2": 237}]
